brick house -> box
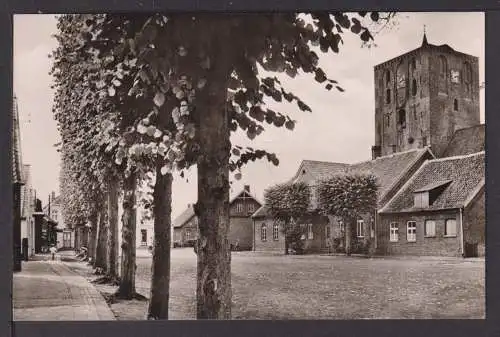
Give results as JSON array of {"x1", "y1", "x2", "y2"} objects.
[
  {"x1": 173, "y1": 185, "x2": 261, "y2": 250},
  {"x1": 253, "y1": 148, "x2": 434, "y2": 254},
  {"x1": 377, "y1": 152, "x2": 484, "y2": 257}
]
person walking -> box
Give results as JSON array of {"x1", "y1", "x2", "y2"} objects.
[{"x1": 49, "y1": 245, "x2": 57, "y2": 261}]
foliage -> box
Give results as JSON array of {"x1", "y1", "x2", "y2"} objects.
[
  {"x1": 316, "y1": 173, "x2": 378, "y2": 219},
  {"x1": 287, "y1": 223, "x2": 306, "y2": 254},
  {"x1": 264, "y1": 181, "x2": 311, "y2": 222}
]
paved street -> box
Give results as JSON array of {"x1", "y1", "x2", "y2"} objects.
[{"x1": 13, "y1": 253, "x2": 115, "y2": 321}]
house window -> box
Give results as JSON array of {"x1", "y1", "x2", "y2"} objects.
[
  {"x1": 385, "y1": 114, "x2": 390, "y2": 127},
  {"x1": 412, "y1": 78, "x2": 417, "y2": 96},
  {"x1": 356, "y1": 219, "x2": 365, "y2": 238},
  {"x1": 247, "y1": 203, "x2": 255, "y2": 213},
  {"x1": 185, "y1": 230, "x2": 191, "y2": 241},
  {"x1": 307, "y1": 224, "x2": 313, "y2": 239},
  {"x1": 454, "y1": 99, "x2": 458, "y2": 111},
  {"x1": 422, "y1": 136, "x2": 428, "y2": 146},
  {"x1": 273, "y1": 224, "x2": 279, "y2": 241},
  {"x1": 407, "y1": 221, "x2": 417, "y2": 242},
  {"x1": 386, "y1": 89, "x2": 391, "y2": 104},
  {"x1": 390, "y1": 222, "x2": 399, "y2": 242},
  {"x1": 339, "y1": 220, "x2": 345, "y2": 233},
  {"x1": 141, "y1": 229, "x2": 147, "y2": 246},
  {"x1": 261, "y1": 224, "x2": 267, "y2": 241},
  {"x1": 326, "y1": 226, "x2": 331, "y2": 239},
  {"x1": 385, "y1": 69, "x2": 391, "y2": 84},
  {"x1": 236, "y1": 203, "x2": 243, "y2": 212},
  {"x1": 424, "y1": 220, "x2": 436, "y2": 237},
  {"x1": 445, "y1": 219, "x2": 457, "y2": 237}
]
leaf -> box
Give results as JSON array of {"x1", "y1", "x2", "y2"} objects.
[
  {"x1": 351, "y1": 24, "x2": 361, "y2": 34},
  {"x1": 154, "y1": 129, "x2": 162, "y2": 138},
  {"x1": 325, "y1": 83, "x2": 333, "y2": 90},
  {"x1": 160, "y1": 165, "x2": 171, "y2": 175},
  {"x1": 137, "y1": 124, "x2": 147, "y2": 134},
  {"x1": 235, "y1": 172, "x2": 242, "y2": 180},
  {"x1": 232, "y1": 148, "x2": 241, "y2": 156},
  {"x1": 112, "y1": 79, "x2": 121, "y2": 87},
  {"x1": 285, "y1": 120, "x2": 295, "y2": 130},
  {"x1": 108, "y1": 86, "x2": 116, "y2": 97},
  {"x1": 370, "y1": 12, "x2": 379, "y2": 22},
  {"x1": 154, "y1": 92, "x2": 165, "y2": 107},
  {"x1": 336, "y1": 86, "x2": 345, "y2": 92},
  {"x1": 360, "y1": 30, "x2": 372, "y2": 42}
]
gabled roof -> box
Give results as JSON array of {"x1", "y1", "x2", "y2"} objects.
[
  {"x1": 12, "y1": 96, "x2": 23, "y2": 185},
  {"x1": 229, "y1": 187, "x2": 262, "y2": 206},
  {"x1": 290, "y1": 160, "x2": 349, "y2": 185},
  {"x1": 172, "y1": 205, "x2": 195, "y2": 228},
  {"x1": 252, "y1": 205, "x2": 269, "y2": 219},
  {"x1": 347, "y1": 148, "x2": 433, "y2": 203},
  {"x1": 380, "y1": 152, "x2": 485, "y2": 213},
  {"x1": 441, "y1": 124, "x2": 485, "y2": 158}
]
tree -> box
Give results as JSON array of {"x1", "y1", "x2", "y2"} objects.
[
  {"x1": 55, "y1": 12, "x2": 394, "y2": 318},
  {"x1": 316, "y1": 173, "x2": 378, "y2": 255},
  {"x1": 264, "y1": 182, "x2": 311, "y2": 254}
]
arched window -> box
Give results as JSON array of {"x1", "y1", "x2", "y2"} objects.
[
  {"x1": 398, "y1": 109, "x2": 406, "y2": 129},
  {"x1": 273, "y1": 224, "x2": 279, "y2": 241},
  {"x1": 410, "y1": 57, "x2": 417, "y2": 73},
  {"x1": 463, "y1": 62, "x2": 473, "y2": 96},
  {"x1": 261, "y1": 224, "x2": 267, "y2": 241},
  {"x1": 454, "y1": 99, "x2": 458, "y2": 111},
  {"x1": 386, "y1": 88, "x2": 391, "y2": 104},
  {"x1": 438, "y1": 55, "x2": 448, "y2": 93},
  {"x1": 385, "y1": 69, "x2": 391, "y2": 85},
  {"x1": 412, "y1": 78, "x2": 418, "y2": 96}
]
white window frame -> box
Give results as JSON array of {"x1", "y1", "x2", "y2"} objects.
[
  {"x1": 185, "y1": 230, "x2": 191, "y2": 241},
  {"x1": 407, "y1": 221, "x2": 417, "y2": 242},
  {"x1": 273, "y1": 224, "x2": 279, "y2": 241},
  {"x1": 424, "y1": 220, "x2": 436, "y2": 237},
  {"x1": 236, "y1": 203, "x2": 244, "y2": 212},
  {"x1": 261, "y1": 224, "x2": 267, "y2": 241},
  {"x1": 390, "y1": 222, "x2": 399, "y2": 242},
  {"x1": 339, "y1": 220, "x2": 345, "y2": 233},
  {"x1": 141, "y1": 229, "x2": 148, "y2": 246},
  {"x1": 357, "y1": 219, "x2": 365, "y2": 238},
  {"x1": 445, "y1": 219, "x2": 457, "y2": 237},
  {"x1": 307, "y1": 224, "x2": 313, "y2": 239}
]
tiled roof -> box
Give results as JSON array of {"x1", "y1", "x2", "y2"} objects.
[
  {"x1": 380, "y1": 152, "x2": 485, "y2": 213},
  {"x1": 172, "y1": 205, "x2": 195, "y2": 228},
  {"x1": 12, "y1": 96, "x2": 23, "y2": 184},
  {"x1": 252, "y1": 205, "x2": 269, "y2": 218},
  {"x1": 20, "y1": 165, "x2": 32, "y2": 218},
  {"x1": 347, "y1": 148, "x2": 433, "y2": 204},
  {"x1": 290, "y1": 160, "x2": 349, "y2": 185},
  {"x1": 229, "y1": 186, "x2": 262, "y2": 206},
  {"x1": 441, "y1": 124, "x2": 485, "y2": 158}
]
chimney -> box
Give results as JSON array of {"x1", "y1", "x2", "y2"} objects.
[{"x1": 244, "y1": 185, "x2": 250, "y2": 193}]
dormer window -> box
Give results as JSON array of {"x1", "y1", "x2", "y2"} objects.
[{"x1": 413, "y1": 180, "x2": 452, "y2": 208}]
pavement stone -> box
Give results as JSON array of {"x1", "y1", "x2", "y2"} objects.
[{"x1": 13, "y1": 254, "x2": 116, "y2": 321}]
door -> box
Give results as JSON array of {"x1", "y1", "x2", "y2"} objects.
[{"x1": 63, "y1": 231, "x2": 72, "y2": 248}]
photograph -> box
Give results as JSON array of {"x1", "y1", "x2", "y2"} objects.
[{"x1": 11, "y1": 11, "x2": 485, "y2": 321}]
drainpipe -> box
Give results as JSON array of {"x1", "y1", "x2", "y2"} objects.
[{"x1": 460, "y1": 207, "x2": 465, "y2": 257}]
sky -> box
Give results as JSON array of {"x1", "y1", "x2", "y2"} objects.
[{"x1": 13, "y1": 12, "x2": 485, "y2": 220}]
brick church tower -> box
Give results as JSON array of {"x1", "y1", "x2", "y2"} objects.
[{"x1": 371, "y1": 32, "x2": 480, "y2": 159}]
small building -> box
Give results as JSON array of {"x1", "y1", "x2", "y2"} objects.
[
  {"x1": 43, "y1": 191, "x2": 75, "y2": 250},
  {"x1": 253, "y1": 148, "x2": 434, "y2": 254},
  {"x1": 377, "y1": 152, "x2": 485, "y2": 257},
  {"x1": 20, "y1": 165, "x2": 36, "y2": 259},
  {"x1": 173, "y1": 185, "x2": 262, "y2": 250}
]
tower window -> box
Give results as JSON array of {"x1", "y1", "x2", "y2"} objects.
[
  {"x1": 454, "y1": 99, "x2": 458, "y2": 111},
  {"x1": 463, "y1": 62, "x2": 473, "y2": 96},
  {"x1": 412, "y1": 78, "x2": 417, "y2": 96},
  {"x1": 386, "y1": 88, "x2": 391, "y2": 104},
  {"x1": 385, "y1": 70, "x2": 391, "y2": 84},
  {"x1": 410, "y1": 57, "x2": 416, "y2": 72},
  {"x1": 438, "y1": 55, "x2": 448, "y2": 93},
  {"x1": 398, "y1": 109, "x2": 406, "y2": 129}
]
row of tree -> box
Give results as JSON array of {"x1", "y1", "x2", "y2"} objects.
[
  {"x1": 51, "y1": 12, "x2": 393, "y2": 319},
  {"x1": 264, "y1": 174, "x2": 378, "y2": 256}
]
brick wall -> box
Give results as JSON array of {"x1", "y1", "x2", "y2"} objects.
[
  {"x1": 228, "y1": 217, "x2": 253, "y2": 250},
  {"x1": 463, "y1": 189, "x2": 485, "y2": 256},
  {"x1": 377, "y1": 210, "x2": 462, "y2": 256},
  {"x1": 253, "y1": 217, "x2": 285, "y2": 252}
]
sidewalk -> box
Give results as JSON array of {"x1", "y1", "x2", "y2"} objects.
[{"x1": 13, "y1": 253, "x2": 116, "y2": 321}]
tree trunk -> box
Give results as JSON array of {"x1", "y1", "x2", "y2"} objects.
[
  {"x1": 147, "y1": 163, "x2": 173, "y2": 320},
  {"x1": 95, "y1": 202, "x2": 108, "y2": 271},
  {"x1": 88, "y1": 210, "x2": 99, "y2": 265},
  {"x1": 107, "y1": 176, "x2": 119, "y2": 279},
  {"x1": 196, "y1": 81, "x2": 232, "y2": 319},
  {"x1": 117, "y1": 171, "x2": 137, "y2": 299},
  {"x1": 345, "y1": 218, "x2": 352, "y2": 256}
]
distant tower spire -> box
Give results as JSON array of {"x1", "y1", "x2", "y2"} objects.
[{"x1": 422, "y1": 24, "x2": 429, "y2": 46}]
